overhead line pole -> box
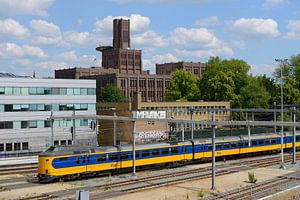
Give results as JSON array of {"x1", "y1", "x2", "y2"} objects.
[{"x1": 211, "y1": 111, "x2": 216, "y2": 190}]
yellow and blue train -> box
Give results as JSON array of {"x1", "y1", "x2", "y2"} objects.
[{"x1": 38, "y1": 133, "x2": 300, "y2": 182}]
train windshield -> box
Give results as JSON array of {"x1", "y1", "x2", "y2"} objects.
[{"x1": 45, "y1": 146, "x2": 56, "y2": 152}]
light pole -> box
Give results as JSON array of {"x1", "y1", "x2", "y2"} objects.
[{"x1": 275, "y1": 58, "x2": 288, "y2": 169}]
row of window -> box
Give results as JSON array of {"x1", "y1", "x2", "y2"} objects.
[
  {"x1": 0, "y1": 103, "x2": 95, "y2": 112},
  {"x1": 0, "y1": 87, "x2": 96, "y2": 96},
  {"x1": 0, "y1": 142, "x2": 28, "y2": 152},
  {"x1": 0, "y1": 119, "x2": 92, "y2": 129}
]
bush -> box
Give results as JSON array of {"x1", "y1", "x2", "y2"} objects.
[{"x1": 248, "y1": 172, "x2": 257, "y2": 183}]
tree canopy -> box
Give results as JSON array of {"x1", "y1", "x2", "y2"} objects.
[
  {"x1": 166, "y1": 69, "x2": 199, "y2": 101},
  {"x1": 98, "y1": 84, "x2": 127, "y2": 102}
]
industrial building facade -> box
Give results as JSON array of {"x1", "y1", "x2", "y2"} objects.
[
  {"x1": 156, "y1": 61, "x2": 206, "y2": 77},
  {"x1": 0, "y1": 77, "x2": 97, "y2": 156}
]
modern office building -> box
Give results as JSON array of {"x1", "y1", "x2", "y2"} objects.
[{"x1": 0, "y1": 77, "x2": 97, "y2": 156}]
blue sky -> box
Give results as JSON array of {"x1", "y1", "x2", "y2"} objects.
[{"x1": 0, "y1": 0, "x2": 300, "y2": 77}]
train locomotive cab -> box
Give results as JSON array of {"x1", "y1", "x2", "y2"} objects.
[{"x1": 38, "y1": 146, "x2": 59, "y2": 182}]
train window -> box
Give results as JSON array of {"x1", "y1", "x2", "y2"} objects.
[
  {"x1": 216, "y1": 144, "x2": 222, "y2": 150},
  {"x1": 296, "y1": 136, "x2": 300, "y2": 141},
  {"x1": 207, "y1": 145, "x2": 212, "y2": 151},
  {"x1": 97, "y1": 155, "x2": 106, "y2": 162},
  {"x1": 6, "y1": 143, "x2": 12, "y2": 151},
  {"x1": 258, "y1": 140, "x2": 264, "y2": 145},
  {"x1": 231, "y1": 143, "x2": 237, "y2": 149},
  {"x1": 162, "y1": 148, "x2": 169, "y2": 155},
  {"x1": 271, "y1": 139, "x2": 276, "y2": 144},
  {"x1": 76, "y1": 157, "x2": 80, "y2": 164},
  {"x1": 182, "y1": 146, "x2": 186, "y2": 153},
  {"x1": 135, "y1": 151, "x2": 140, "y2": 159},
  {"x1": 0, "y1": 144, "x2": 3, "y2": 151},
  {"x1": 265, "y1": 140, "x2": 270, "y2": 145},
  {"x1": 120, "y1": 152, "x2": 128, "y2": 160},
  {"x1": 238, "y1": 142, "x2": 244, "y2": 148},
  {"x1": 22, "y1": 142, "x2": 28, "y2": 150},
  {"x1": 252, "y1": 141, "x2": 257, "y2": 146},
  {"x1": 223, "y1": 144, "x2": 230, "y2": 149},
  {"x1": 152, "y1": 149, "x2": 160, "y2": 156},
  {"x1": 59, "y1": 157, "x2": 68, "y2": 161},
  {"x1": 54, "y1": 140, "x2": 59, "y2": 146},
  {"x1": 108, "y1": 153, "x2": 118, "y2": 161},
  {"x1": 171, "y1": 147, "x2": 178, "y2": 154},
  {"x1": 142, "y1": 151, "x2": 150, "y2": 157}
]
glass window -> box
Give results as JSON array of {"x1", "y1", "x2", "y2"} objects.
[
  {"x1": 80, "y1": 104, "x2": 88, "y2": 110},
  {"x1": 74, "y1": 104, "x2": 81, "y2": 110},
  {"x1": 37, "y1": 120, "x2": 44, "y2": 128},
  {"x1": 21, "y1": 88, "x2": 28, "y2": 95},
  {"x1": 60, "y1": 140, "x2": 66, "y2": 145},
  {"x1": 66, "y1": 104, "x2": 74, "y2": 110},
  {"x1": 97, "y1": 155, "x2": 106, "y2": 162},
  {"x1": 88, "y1": 104, "x2": 95, "y2": 111},
  {"x1": 68, "y1": 140, "x2": 72, "y2": 145},
  {"x1": 44, "y1": 88, "x2": 51, "y2": 95},
  {"x1": 1, "y1": 121, "x2": 13, "y2": 129},
  {"x1": 21, "y1": 121, "x2": 28, "y2": 128},
  {"x1": 53, "y1": 120, "x2": 60, "y2": 128},
  {"x1": 0, "y1": 144, "x2": 4, "y2": 151},
  {"x1": 0, "y1": 87, "x2": 4, "y2": 94},
  {"x1": 52, "y1": 104, "x2": 59, "y2": 111},
  {"x1": 59, "y1": 104, "x2": 67, "y2": 111},
  {"x1": 80, "y1": 88, "x2": 87, "y2": 95},
  {"x1": 87, "y1": 88, "x2": 96, "y2": 95},
  {"x1": 5, "y1": 87, "x2": 12, "y2": 95},
  {"x1": 0, "y1": 105, "x2": 4, "y2": 112},
  {"x1": 108, "y1": 153, "x2": 118, "y2": 161},
  {"x1": 44, "y1": 104, "x2": 51, "y2": 111},
  {"x1": 14, "y1": 143, "x2": 21, "y2": 151},
  {"x1": 29, "y1": 104, "x2": 37, "y2": 111},
  {"x1": 120, "y1": 152, "x2": 128, "y2": 160},
  {"x1": 28, "y1": 121, "x2": 37, "y2": 128},
  {"x1": 171, "y1": 147, "x2": 178, "y2": 154},
  {"x1": 44, "y1": 120, "x2": 51, "y2": 127},
  {"x1": 52, "y1": 88, "x2": 60, "y2": 95},
  {"x1": 60, "y1": 88, "x2": 67, "y2": 95},
  {"x1": 67, "y1": 88, "x2": 73, "y2": 95},
  {"x1": 13, "y1": 87, "x2": 21, "y2": 95},
  {"x1": 29, "y1": 88, "x2": 36, "y2": 95},
  {"x1": 54, "y1": 140, "x2": 59, "y2": 146},
  {"x1": 13, "y1": 121, "x2": 21, "y2": 129},
  {"x1": 13, "y1": 104, "x2": 21, "y2": 111},
  {"x1": 80, "y1": 119, "x2": 88, "y2": 126},
  {"x1": 22, "y1": 142, "x2": 29, "y2": 150},
  {"x1": 21, "y1": 104, "x2": 29, "y2": 111},
  {"x1": 37, "y1": 104, "x2": 44, "y2": 111},
  {"x1": 36, "y1": 88, "x2": 44, "y2": 95},
  {"x1": 74, "y1": 88, "x2": 80, "y2": 95},
  {"x1": 142, "y1": 150, "x2": 150, "y2": 157},
  {"x1": 6, "y1": 143, "x2": 12, "y2": 151},
  {"x1": 162, "y1": 148, "x2": 169, "y2": 155}
]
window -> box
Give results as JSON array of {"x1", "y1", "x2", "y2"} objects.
[
  {"x1": 97, "y1": 155, "x2": 106, "y2": 162},
  {"x1": 271, "y1": 139, "x2": 276, "y2": 144},
  {"x1": 59, "y1": 88, "x2": 67, "y2": 95},
  {"x1": 6, "y1": 143, "x2": 12, "y2": 151},
  {"x1": 0, "y1": 121, "x2": 13, "y2": 129},
  {"x1": 59, "y1": 157, "x2": 68, "y2": 161},
  {"x1": 108, "y1": 153, "x2": 118, "y2": 161},
  {"x1": 265, "y1": 140, "x2": 270, "y2": 145},
  {"x1": 223, "y1": 143, "x2": 230, "y2": 149},
  {"x1": 0, "y1": 88, "x2": 4, "y2": 94},
  {"x1": 36, "y1": 88, "x2": 44, "y2": 95},
  {"x1": 207, "y1": 145, "x2": 212, "y2": 151},
  {"x1": 80, "y1": 88, "x2": 87, "y2": 95},
  {"x1": 216, "y1": 144, "x2": 222, "y2": 150},
  {"x1": 74, "y1": 88, "x2": 80, "y2": 95},
  {"x1": 152, "y1": 149, "x2": 160, "y2": 156},
  {"x1": 135, "y1": 151, "x2": 140, "y2": 159},
  {"x1": 68, "y1": 140, "x2": 72, "y2": 145},
  {"x1": 121, "y1": 152, "x2": 128, "y2": 160},
  {"x1": 252, "y1": 141, "x2": 257, "y2": 146},
  {"x1": 171, "y1": 147, "x2": 178, "y2": 154},
  {"x1": 61, "y1": 140, "x2": 66, "y2": 145},
  {"x1": 44, "y1": 88, "x2": 51, "y2": 95},
  {"x1": 76, "y1": 157, "x2": 80, "y2": 164},
  {"x1": 21, "y1": 104, "x2": 29, "y2": 111},
  {"x1": 54, "y1": 140, "x2": 59, "y2": 146},
  {"x1": 162, "y1": 148, "x2": 169, "y2": 155},
  {"x1": 87, "y1": 88, "x2": 96, "y2": 95},
  {"x1": 67, "y1": 88, "x2": 73, "y2": 95},
  {"x1": 37, "y1": 104, "x2": 44, "y2": 111},
  {"x1": 28, "y1": 121, "x2": 37, "y2": 128},
  {"x1": 14, "y1": 143, "x2": 21, "y2": 151},
  {"x1": 0, "y1": 144, "x2": 4, "y2": 151},
  {"x1": 13, "y1": 88, "x2": 21, "y2": 95},
  {"x1": 13, "y1": 104, "x2": 21, "y2": 111},
  {"x1": 296, "y1": 136, "x2": 300, "y2": 141},
  {"x1": 80, "y1": 119, "x2": 88, "y2": 126},
  {"x1": 29, "y1": 104, "x2": 37, "y2": 111},
  {"x1": 22, "y1": 142, "x2": 29, "y2": 150},
  {"x1": 258, "y1": 140, "x2": 264, "y2": 145},
  {"x1": 231, "y1": 143, "x2": 237, "y2": 148},
  {"x1": 52, "y1": 88, "x2": 60, "y2": 95},
  {"x1": 44, "y1": 120, "x2": 51, "y2": 128},
  {"x1": 5, "y1": 88, "x2": 12, "y2": 95},
  {"x1": 142, "y1": 150, "x2": 150, "y2": 157},
  {"x1": 13, "y1": 121, "x2": 21, "y2": 129},
  {"x1": 80, "y1": 104, "x2": 88, "y2": 110},
  {"x1": 21, "y1": 88, "x2": 28, "y2": 95},
  {"x1": 29, "y1": 88, "x2": 36, "y2": 95},
  {"x1": 4, "y1": 104, "x2": 13, "y2": 112},
  {"x1": 238, "y1": 142, "x2": 244, "y2": 148}
]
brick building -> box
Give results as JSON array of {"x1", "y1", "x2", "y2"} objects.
[{"x1": 156, "y1": 61, "x2": 206, "y2": 77}]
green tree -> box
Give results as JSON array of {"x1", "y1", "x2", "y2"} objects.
[
  {"x1": 166, "y1": 69, "x2": 199, "y2": 101},
  {"x1": 274, "y1": 77, "x2": 300, "y2": 105},
  {"x1": 98, "y1": 84, "x2": 127, "y2": 102},
  {"x1": 199, "y1": 57, "x2": 250, "y2": 107},
  {"x1": 239, "y1": 77, "x2": 270, "y2": 108}
]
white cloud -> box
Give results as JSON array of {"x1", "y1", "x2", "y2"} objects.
[
  {"x1": 250, "y1": 63, "x2": 275, "y2": 77},
  {"x1": 94, "y1": 14, "x2": 151, "y2": 33},
  {"x1": 263, "y1": 0, "x2": 287, "y2": 9},
  {"x1": 30, "y1": 19, "x2": 63, "y2": 45},
  {"x1": 169, "y1": 27, "x2": 233, "y2": 59},
  {"x1": 231, "y1": 40, "x2": 246, "y2": 49},
  {"x1": 151, "y1": 53, "x2": 178, "y2": 64},
  {"x1": 55, "y1": 51, "x2": 77, "y2": 61},
  {"x1": 0, "y1": 18, "x2": 28, "y2": 38},
  {"x1": 228, "y1": 18, "x2": 279, "y2": 38},
  {"x1": 35, "y1": 61, "x2": 68, "y2": 70},
  {"x1": 284, "y1": 20, "x2": 300, "y2": 40},
  {"x1": 132, "y1": 30, "x2": 166, "y2": 47},
  {"x1": 0, "y1": 0, "x2": 54, "y2": 17},
  {"x1": 0, "y1": 43, "x2": 47, "y2": 58},
  {"x1": 195, "y1": 16, "x2": 219, "y2": 27},
  {"x1": 63, "y1": 31, "x2": 92, "y2": 45},
  {"x1": 12, "y1": 59, "x2": 33, "y2": 66}
]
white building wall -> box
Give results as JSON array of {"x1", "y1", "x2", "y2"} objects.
[{"x1": 0, "y1": 78, "x2": 97, "y2": 156}]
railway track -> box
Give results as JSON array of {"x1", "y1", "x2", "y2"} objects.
[{"x1": 0, "y1": 164, "x2": 37, "y2": 176}]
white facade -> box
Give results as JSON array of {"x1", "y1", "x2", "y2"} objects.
[{"x1": 0, "y1": 78, "x2": 97, "y2": 156}]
